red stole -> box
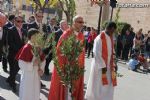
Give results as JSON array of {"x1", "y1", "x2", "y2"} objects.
[
  {"x1": 100, "y1": 32, "x2": 117, "y2": 87},
  {"x1": 16, "y1": 43, "x2": 45, "y2": 62},
  {"x1": 48, "y1": 28, "x2": 85, "y2": 100}
]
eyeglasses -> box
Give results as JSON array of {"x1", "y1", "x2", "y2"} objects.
[
  {"x1": 76, "y1": 21, "x2": 84, "y2": 24},
  {"x1": 16, "y1": 20, "x2": 23, "y2": 23}
]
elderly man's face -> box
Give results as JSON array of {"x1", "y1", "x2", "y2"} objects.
[
  {"x1": 74, "y1": 17, "x2": 84, "y2": 31},
  {"x1": 61, "y1": 21, "x2": 69, "y2": 31}
]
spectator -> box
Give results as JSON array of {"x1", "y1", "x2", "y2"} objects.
[
  {"x1": 6, "y1": 15, "x2": 26, "y2": 92},
  {"x1": 87, "y1": 27, "x2": 97, "y2": 58},
  {"x1": 83, "y1": 27, "x2": 90, "y2": 53},
  {"x1": 138, "y1": 53, "x2": 149, "y2": 71},
  {"x1": 132, "y1": 29, "x2": 144, "y2": 54},
  {"x1": 144, "y1": 31, "x2": 150, "y2": 61},
  {"x1": 127, "y1": 54, "x2": 140, "y2": 71},
  {"x1": 2, "y1": 14, "x2": 15, "y2": 72},
  {"x1": 116, "y1": 32, "x2": 123, "y2": 58},
  {"x1": 0, "y1": 12, "x2": 7, "y2": 62},
  {"x1": 43, "y1": 20, "x2": 69, "y2": 75}
]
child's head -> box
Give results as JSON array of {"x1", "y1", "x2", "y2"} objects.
[
  {"x1": 27, "y1": 28, "x2": 39, "y2": 40},
  {"x1": 140, "y1": 53, "x2": 144, "y2": 57},
  {"x1": 131, "y1": 54, "x2": 137, "y2": 59}
]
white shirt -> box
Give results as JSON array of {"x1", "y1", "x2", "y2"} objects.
[{"x1": 0, "y1": 27, "x2": 3, "y2": 40}]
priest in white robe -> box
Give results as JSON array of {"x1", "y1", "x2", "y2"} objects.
[{"x1": 85, "y1": 22, "x2": 117, "y2": 100}]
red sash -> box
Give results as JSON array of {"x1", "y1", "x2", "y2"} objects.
[{"x1": 100, "y1": 32, "x2": 117, "y2": 86}]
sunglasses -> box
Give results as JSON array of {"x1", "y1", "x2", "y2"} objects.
[
  {"x1": 76, "y1": 21, "x2": 84, "y2": 24},
  {"x1": 16, "y1": 20, "x2": 23, "y2": 23}
]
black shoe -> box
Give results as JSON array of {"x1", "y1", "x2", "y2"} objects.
[
  {"x1": 6, "y1": 78, "x2": 10, "y2": 83},
  {"x1": 41, "y1": 82, "x2": 46, "y2": 88},
  {"x1": 44, "y1": 71, "x2": 50, "y2": 76},
  {"x1": 6, "y1": 78, "x2": 16, "y2": 86},
  {"x1": 12, "y1": 86, "x2": 17, "y2": 93}
]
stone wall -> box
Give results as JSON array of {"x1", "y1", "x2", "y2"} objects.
[{"x1": 75, "y1": 0, "x2": 150, "y2": 34}]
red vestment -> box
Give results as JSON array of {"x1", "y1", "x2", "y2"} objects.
[
  {"x1": 48, "y1": 29, "x2": 85, "y2": 100},
  {"x1": 16, "y1": 43, "x2": 45, "y2": 62}
]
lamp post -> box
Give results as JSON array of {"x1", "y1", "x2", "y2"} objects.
[
  {"x1": 97, "y1": 6, "x2": 103, "y2": 35},
  {"x1": 91, "y1": 0, "x2": 108, "y2": 34},
  {"x1": 110, "y1": 0, "x2": 117, "y2": 21}
]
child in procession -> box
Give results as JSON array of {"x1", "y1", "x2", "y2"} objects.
[{"x1": 16, "y1": 28, "x2": 46, "y2": 100}]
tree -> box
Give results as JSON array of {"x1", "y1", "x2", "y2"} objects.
[
  {"x1": 31, "y1": 0, "x2": 76, "y2": 25},
  {"x1": 57, "y1": 0, "x2": 76, "y2": 25},
  {"x1": 31, "y1": 0, "x2": 58, "y2": 12}
]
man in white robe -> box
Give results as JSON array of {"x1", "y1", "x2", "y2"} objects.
[{"x1": 85, "y1": 22, "x2": 117, "y2": 100}]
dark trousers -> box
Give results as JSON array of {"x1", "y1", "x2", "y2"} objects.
[
  {"x1": 122, "y1": 44, "x2": 130, "y2": 60},
  {"x1": 85, "y1": 40, "x2": 88, "y2": 52},
  {"x1": 116, "y1": 43, "x2": 123, "y2": 58},
  {"x1": 44, "y1": 53, "x2": 52, "y2": 73},
  {"x1": 7, "y1": 54, "x2": 19, "y2": 87},
  {"x1": 2, "y1": 56, "x2": 8, "y2": 70},
  {"x1": 87, "y1": 43, "x2": 93, "y2": 58},
  {"x1": 0, "y1": 51, "x2": 2, "y2": 62},
  {"x1": 0, "y1": 40, "x2": 2, "y2": 62}
]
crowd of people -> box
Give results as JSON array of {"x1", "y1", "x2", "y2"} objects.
[
  {"x1": 115, "y1": 24, "x2": 150, "y2": 72},
  {"x1": 0, "y1": 10, "x2": 149, "y2": 100}
]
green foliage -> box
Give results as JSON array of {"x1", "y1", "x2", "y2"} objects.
[
  {"x1": 47, "y1": 32, "x2": 85, "y2": 99},
  {"x1": 102, "y1": 21, "x2": 129, "y2": 36},
  {"x1": 31, "y1": 0, "x2": 58, "y2": 12},
  {"x1": 57, "y1": 0, "x2": 76, "y2": 25},
  {"x1": 102, "y1": 8, "x2": 123, "y2": 34},
  {"x1": 31, "y1": 33, "x2": 47, "y2": 67}
]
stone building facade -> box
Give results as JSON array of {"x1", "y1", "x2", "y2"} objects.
[{"x1": 75, "y1": 0, "x2": 150, "y2": 34}]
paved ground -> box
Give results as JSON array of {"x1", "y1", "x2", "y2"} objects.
[{"x1": 0, "y1": 57, "x2": 150, "y2": 100}]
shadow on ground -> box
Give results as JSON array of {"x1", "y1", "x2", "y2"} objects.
[
  {"x1": 0, "y1": 96, "x2": 6, "y2": 100},
  {"x1": 41, "y1": 73, "x2": 52, "y2": 81}
]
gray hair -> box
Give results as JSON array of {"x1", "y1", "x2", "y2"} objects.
[
  {"x1": 59, "y1": 20, "x2": 67, "y2": 27},
  {"x1": 60, "y1": 20, "x2": 67, "y2": 25},
  {"x1": 73, "y1": 15, "x2": 83, "y2": 23}
]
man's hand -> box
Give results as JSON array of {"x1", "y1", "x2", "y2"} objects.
[
  {"x1": 33, "y1": 58, "x2": 39, "y2": 66},
  {"x1": 38, "y1": 68, "x2": 44, "y2": 76}
]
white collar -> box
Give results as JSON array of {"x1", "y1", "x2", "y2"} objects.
[
  {"x1": 27, "y1": 41, "x2": 33, "y2": 45},
  {"x1": 74, "y1": 31, "x2": 79, "y2": 36}
]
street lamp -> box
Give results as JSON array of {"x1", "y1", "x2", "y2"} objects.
[
  {"x1": 110, "y1": 0, "x2": 117, "y2": 21},
  {"x1": 91, "y1": 0, "x2": 108, "y2": 34}
]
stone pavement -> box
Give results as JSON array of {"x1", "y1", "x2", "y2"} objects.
[{"x1": 0, "y1": 58, "x2": 150, "y2": 100}]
